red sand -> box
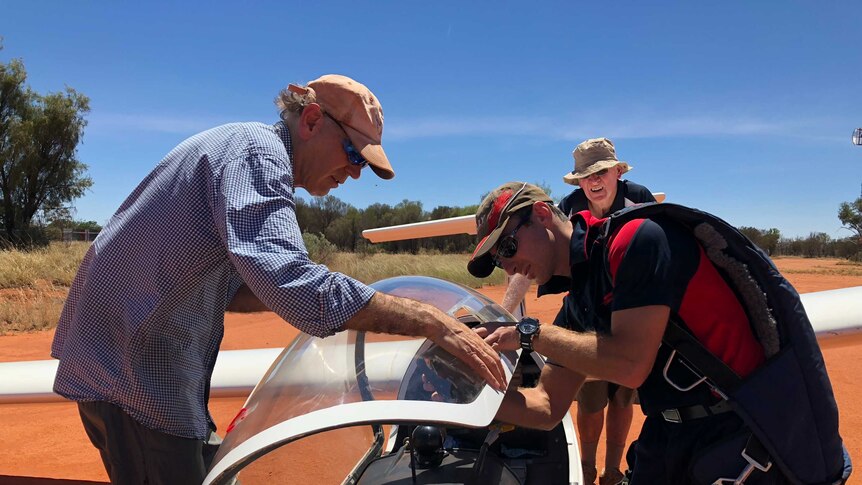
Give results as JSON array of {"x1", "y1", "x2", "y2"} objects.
[{"x1": 1, "y1": 258, "x2": 860, "y2": 484}]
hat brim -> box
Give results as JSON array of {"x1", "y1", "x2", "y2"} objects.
[
  {"x1": 562, "y1": 160, "x2": 631, "y2": 186},
  {"x1": 467, "y1": 215, "x2": 512, "y2": 278},
  {"x1": 344, "y1": 125, "x2": 395, "y2": 180}
]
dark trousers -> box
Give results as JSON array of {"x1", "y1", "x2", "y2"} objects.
[
  {"x1": 628, "y1": 413, "x2": 789, "y2": 484},
  {"x1": 78, "y1": 401, "x2": 221, "y2": 485}
]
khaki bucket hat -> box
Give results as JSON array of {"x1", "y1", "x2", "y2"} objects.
[{"x1": 562, "y1": 137, "x2": 632, "y2": 186}]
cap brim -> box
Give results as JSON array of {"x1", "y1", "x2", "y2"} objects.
[
  {"x1": 344, "y1": 125, "x2": 394, "y2": 180},
  {"x1": 467, "y1": 216, "x2": 511, "y2": 278},
  {"x1": 467, "y1": 253, "x2": 495, "y2": 278}
]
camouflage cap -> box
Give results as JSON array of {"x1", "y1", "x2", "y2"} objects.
[{"x1": 467, "y1": 182, "x2": 553, "y2": 278}]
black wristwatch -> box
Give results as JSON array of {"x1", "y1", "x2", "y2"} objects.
[{"x1": 516, "y1": 317, "x2": 541, "y2": 353}]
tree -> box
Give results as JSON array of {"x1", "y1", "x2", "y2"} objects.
[
  {"x1": 325, "y1": 207, "x2": 360, "y2": 251},
  {"x1": 739, "y1": 226, "x2": 781, "y2": 255},
  {"x1": 838, "y1": 197, "x2": 862, "y2": 243},
  {"x1": 0, "y1": 47, "x2": 92, "y2": 244},
  {"x1": 389, "y1": 200, "x2": 423, "y2": 253}
]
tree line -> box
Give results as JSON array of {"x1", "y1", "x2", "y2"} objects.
[{"x1": 294, "y1": 195, "x2": 480, "y2": 254}]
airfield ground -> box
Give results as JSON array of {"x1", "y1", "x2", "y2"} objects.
[{"x1": 1, "y1": 257, "x2": 861, "y2": 484}]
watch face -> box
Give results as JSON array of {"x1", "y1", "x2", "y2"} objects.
[{"x1": 518, "y1": 319, "x2": 539, "y2": 334}]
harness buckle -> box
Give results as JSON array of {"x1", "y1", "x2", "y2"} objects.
[
  {"x1": 663, "y1": 349, "x2": 707, "y2": 392},
  {"x1": 711, "y1": 437, "x2": 772, "y2": 485},
  {"x1": 661, "y1": 408, "x2": 682, "y2": 423}
]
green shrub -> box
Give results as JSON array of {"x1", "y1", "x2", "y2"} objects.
[{"x1": 302, "y1": 232, "x2": 337, "y2": 266}]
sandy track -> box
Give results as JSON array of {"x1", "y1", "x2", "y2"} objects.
[{"x1": 1, "y1": 258, "x2": 860, "y2": 484}]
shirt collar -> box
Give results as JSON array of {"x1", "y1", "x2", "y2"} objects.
[
  {"x1": 569, "y1": 210, "x2": 606, "y2": 267},
  {"x1": 538, "y1": 212, "x2": 603, "y2": 297},
  {"x1": 273, "y1": 121, "x2": 293, "y2": 160}
]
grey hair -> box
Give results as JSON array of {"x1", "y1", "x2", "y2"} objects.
[{"x1": 274, "y1": 83, "x2": 318, "y2": 120}]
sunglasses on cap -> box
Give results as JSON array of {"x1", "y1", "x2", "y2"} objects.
[
  {"x1": 324, "y1": 112, "x2": 369, "y2": 168},
  {"x1": 492, "y1": 215, "x2": 529, "y2": 269}
]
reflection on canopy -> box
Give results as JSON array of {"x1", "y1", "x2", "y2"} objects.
[{"x1": 205, "y1": 276, "x2": 518, "y2": 484}]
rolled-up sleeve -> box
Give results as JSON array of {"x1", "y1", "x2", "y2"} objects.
[{"x1": 211, "y1": 144, "x2": 375, "y2": 337}]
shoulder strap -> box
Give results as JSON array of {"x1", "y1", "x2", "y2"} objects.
[{"x1": 599, "y1": 203, "x2": 748, "y2": 394}]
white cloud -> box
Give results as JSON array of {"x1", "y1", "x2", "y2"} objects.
[{"x1": 386, "y1": 112, "x2": 834, "y2": 142}]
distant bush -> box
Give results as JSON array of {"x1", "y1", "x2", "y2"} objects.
[
  {"x1": 0, "y1": 227, "x2": 52, "y2": 250},
  {"x1": 302, "y1": 232, "x2": 337, "y2": 266}
]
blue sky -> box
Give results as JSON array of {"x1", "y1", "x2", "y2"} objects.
[{"x1": 2, "y1": 1, "x2": 860, "y2": 238}]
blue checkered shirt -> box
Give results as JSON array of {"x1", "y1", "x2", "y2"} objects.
[{"x1": 51, "y1": 121, "x2": 376, "y2": 439}]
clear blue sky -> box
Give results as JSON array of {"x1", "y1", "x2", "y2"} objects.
[{"x1": 3, "y1": 1, "x2": 860, "y2": 238}]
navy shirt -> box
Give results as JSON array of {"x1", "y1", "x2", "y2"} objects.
[
  {"x1": 539, "y1": 179, "x2": 655, "y2": 296},
  {"x1": 51, "y1": 121, "x2": 376, "y2": 439}
]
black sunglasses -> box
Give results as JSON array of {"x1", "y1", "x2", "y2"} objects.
[{"x1": 492, "y1": 216, "x2": 529, "y2": 269}]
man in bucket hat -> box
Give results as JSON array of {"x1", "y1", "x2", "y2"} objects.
[
  {"x1": 52, "y1": 74, "x2": 506, "y2": 484},
  {"x1": 469, "y1": 182, "x2": 848, "y2": 484},
  {"x1": 498, "y1": 138, "x2": 655, "y2": 484}
]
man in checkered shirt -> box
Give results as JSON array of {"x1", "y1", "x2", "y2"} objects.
[{"x1": 51, "y1": 74, "x2": 506, "y2": 484}]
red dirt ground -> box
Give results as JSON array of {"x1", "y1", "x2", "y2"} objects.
[{"x1": 1, "y1": 257, "x2": 860, "y2": 484}]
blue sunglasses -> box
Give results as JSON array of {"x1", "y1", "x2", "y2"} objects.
[
  {"x1": 325, "y1": 112, "x2": 368, "y2": 168},
  {"x1": 341, "y1": 139, "x2": 368, "y2": 168}
]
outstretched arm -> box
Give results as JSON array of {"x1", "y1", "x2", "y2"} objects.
[
  {"x1": 482, "y1": 305, "x2": 669, "y2": 388},
  {"x1": 344, "y1": 292, "x2": 508, "y2": 392},
  {"x1": 495, "y1": 363, "x2": 584, "y2": 430},
  {"x1": 227, "y1": 284, "x2": 507, "y2": 392}
]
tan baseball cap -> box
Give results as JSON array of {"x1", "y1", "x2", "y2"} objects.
[
  {"x1": 562, "y1": 137, "x2": 632, "y2": 186},
  {"x1": 467, "y1": 182, "x2": 553, "y2": 278},
  {"x1": 289, "y1": 74, "x2": 394, "y2": 180}
]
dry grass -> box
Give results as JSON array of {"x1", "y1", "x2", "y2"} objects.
[
  {"x1": 772, "y1": 257, "x2": 862, "y2": 277},
  {"x1": 6, "y1": 247, "x2": 853, "y2": 335},
  {"x1": 329, "y1": 252, "x2": 508, "y2": 288},
  {"x1": 0, "y1": 245, "x2": 507, "y2": 334},
  {"x1": 0, "y1": 284, "x2": 68, "y2": 334},
  {"x1": 0, "y1": 242, "x2": 89, "y2": 288},
  {"x1": 0, "y1": 242, "x2": 85, "y2": 334},
  {"x1": 0, "y1": 243, "x2": 89, "y2": 335}
]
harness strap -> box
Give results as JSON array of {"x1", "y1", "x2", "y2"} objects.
[
  {"x1": 663, "y1": 317, "x2": 742, "y2": 394},
  {"x1": 661, "y1": 399, "x2": 733, "y2": 423}
]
